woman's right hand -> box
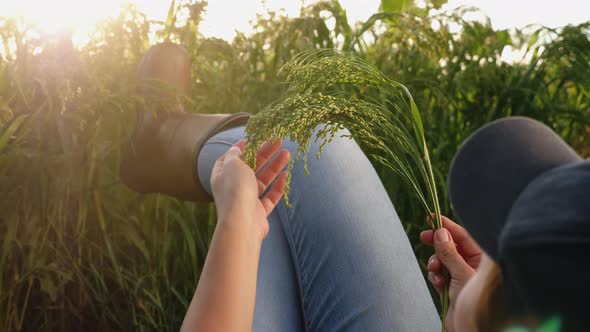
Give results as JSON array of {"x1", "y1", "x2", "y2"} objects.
[{"x1": 420, "y1": 216, "x2": 483, "y2": 331}]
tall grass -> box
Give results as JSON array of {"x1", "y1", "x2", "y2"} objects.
[{"x1": 1, "y1": 0, "x2": 589, "y2": 330}]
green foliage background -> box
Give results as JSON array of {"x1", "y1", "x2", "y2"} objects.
[{"x1": 1, "y1": 0, "x2": 589, "y2": 330}]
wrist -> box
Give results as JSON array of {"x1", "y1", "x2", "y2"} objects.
[
  {"x1": 216, "y1": 200, "x2": 246, "y2": 220},
  {"x1": 214, "y1": 195, "x2": 254, "y2": 220},
  {"x1": 217, "y1": 214, "x2": 264, "y2": 245}
]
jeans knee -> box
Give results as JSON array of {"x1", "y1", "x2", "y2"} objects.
[{"x1": 309, "y1": 127, "x2": 364, "y2": 161}]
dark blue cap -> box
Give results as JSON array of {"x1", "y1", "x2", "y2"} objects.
[
  {"x1": 448, "y1": 117, "x2": 589, "y2": 329},
  {"x1": 499, "y1": 161, "x2": 590, "y2": 330},
  {"x1": 448, "y1": 117, "x2": 581, "y2": 260}
]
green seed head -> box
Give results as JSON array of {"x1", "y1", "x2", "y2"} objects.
[{"x1": 243, "y1": 50, "x2": 436, "y2": 214}]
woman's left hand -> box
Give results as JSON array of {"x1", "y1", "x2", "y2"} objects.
[
  {"x1": 211, "y1": 139, "x2": 290, "y2": 241},
  {"x1": 181, "y1": 140, "x2": 290, "y2": 332}
]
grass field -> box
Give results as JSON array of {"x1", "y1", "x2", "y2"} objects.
[{"x1": 1, "y1": 0, "x2": 589, "y2": 330}]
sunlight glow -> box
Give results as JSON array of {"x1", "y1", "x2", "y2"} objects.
[
  {"x1": 0, "y1": 0, "x2": 588, "y2": 47},
  {"x1": 2, "y1": 0, "x2": 126, "y2": 34}
]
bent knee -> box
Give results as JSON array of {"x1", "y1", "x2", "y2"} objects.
[
  {"x1": 308, "y1": 126, "x2": 364, "y2": 160},
  {"x1": 286, "y1": 126, "x2": 371, "y2": 176}
]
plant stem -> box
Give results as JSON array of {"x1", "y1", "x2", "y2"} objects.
[
  {"x1": 441, "y1": 287, "x2": 449, "y2": 332},
  {"x1": 423, "y1": 141, "x2": 448, "y2": 332}
]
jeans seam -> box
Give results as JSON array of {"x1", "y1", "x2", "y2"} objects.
[{"x1": 277, "y1": 199, "x2": 311, "y2": 332}]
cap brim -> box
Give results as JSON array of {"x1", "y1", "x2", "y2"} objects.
[{"x1": 448, "y1": 117, "x2": 581, "y2": 260}]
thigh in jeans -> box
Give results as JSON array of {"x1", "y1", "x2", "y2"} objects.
[
  {"x1": 273, "y1": 127, "x2": 440, "y2": 331},
  {"x1": 197, "y1": 126, "x2": 440, "y2": 331}
]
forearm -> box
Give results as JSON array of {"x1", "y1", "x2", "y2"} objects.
[{"x1": 181, "y1": 217, "x2": 262, "y2": 332}]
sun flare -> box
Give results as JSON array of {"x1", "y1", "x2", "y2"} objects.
[
  {"x1": 2, "y1": 0, "x2": 589, "y2": 41},
  {"x1": 4, "y1": 0, "x2": 129, "y2": 34}
]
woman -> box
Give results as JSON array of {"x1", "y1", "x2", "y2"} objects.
[{"x1": 122, "y1": 43, "x2": 589, "y2": 331}]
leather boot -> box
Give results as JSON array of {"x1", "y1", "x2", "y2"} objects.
[{"x1": 120, "y1": 42, "x2": 250, "y2": 201}]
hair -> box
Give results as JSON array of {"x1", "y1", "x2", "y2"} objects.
[
  {"x1": 473, "y1": 264, "x2": 546, "y2": 331},
  {"x1": 474, "y1": 264, "x2": 509, "y2": 331}
]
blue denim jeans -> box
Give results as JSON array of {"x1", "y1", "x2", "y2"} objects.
[{"x1": 197, "y1": 126, "x2": 441, "y2": 331}]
